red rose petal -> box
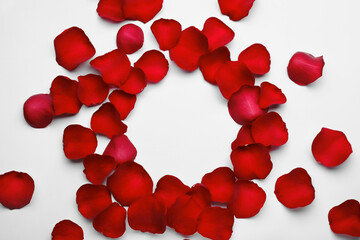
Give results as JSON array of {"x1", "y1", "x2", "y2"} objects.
[
  {"x1": 218, "y1": 0, "x2": 255, "y2": 21},
  {"x1": 228, "y1": 85, "x2": 268, "y2": 124},
  {"x1": 169, "y1": 27, "x2": 209, "y2": 71},
  {"x1": 116, "y1": 24, "x2": 144, "y2": 54},
  {"x1": 93, "y1": 202, "x2": 126, "y2": 238},
  {"x1": 76, "y1": 184, "x2": 112, "y2": 219},
  {"x1": 251, "y1": 112, "x2": 288, "y2": 146},
  {"x1": 109, "y1": 90, "x2": 136, "y2": 120},
  {"x1": 151, "y1": 18, "x2": 182, "y2": 51},
  {"x1": 202, "y1": 17, "x2": 235, "y2": 51},
  {"x1": 50, "y1": 76, "x2": 82, "y2": 116},
  {"x1": 90, "y1": 49, "x2": 131, "y2": 87},
  {"x1": 312, "y1": 128, "x2": 352, "y2": 168},
  {"x1": 77, "y1": 74, "x2": 109, "y2": 107},
  {"x1": 197, "y1": 207, "x2": 234, "y2": 240},
  {"x1": 134, "y1": 50, "x2": 169, "y2": 83},
  {"x1": 238, "y1": 43, "x2": 271, "y2": 75},
  {"x1": 128, "y1": 195, "x2": 167, "y2": 234},
  {"x1": 199, "y1": 47, "x2": 231, "y2": 85},
  {"x1": 0, "y1": 171, "x2": 34, "y2": 210},
  {"x1": 258, "y1": 81, "x2": 286, "y2": 109},
  {"x1": 54, "y1": 27, "x2": 95, "y2": 71},
  {"x1": 107, "y1": 162, "x2": 153, "y2": 206},
  {"x1": 122, "y1": 0, "x2": 163, "y2": 23},
  {"x1": 154, "y1": 175, "x2": 190, "y2": 210},
  {"x1": 275, "y1": 168, "x2": 315, "y2": 209},
  {"x1": 51, "y1": 220, "x2": 84, "y2": 240},
  {"x1": 227, "y1": 180, "x2": 266, "y2": 218},
  {"x1": 96, "y1": 0, "x2": 125, "y2": 22},
  {"x1": 83, "y1": 154, "x2": 117, "y2": 185},
  {"x1": 287, "y1": 52, "x2": 325, "y2": 86},
  {"x1": 91, "y1": 102, "x2": 128, "y2": 138},
  {"x1": 23, "y1": 94, "x2": 54, "y2": 128},
  {"x1": 63, "y1": 124, "x2": 97, "y2": 160},
  {"x1": 201, "y1": 167, "x2": 235, "y2": 203},
  {"x1": 231, "y1": 143, "x2": 272, "y2": 180},
  {"x1": 215, "y1": 61, "x2": 255, "y2": 99},
  {"x1": 103, "y1": 134, "x2": 137, "y2": 164},
  {"x1": 120, "y1": 67, "x2": 147, "y2": 95},
  {"x1": 328, "y1": 199, "x2": 360, "y2": 237},
  {"x1": 231, "y1": 123, "x2": 255, "y2": 150}
]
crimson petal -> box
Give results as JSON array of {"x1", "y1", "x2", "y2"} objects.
[
  {"x1": 134, "y1": 50, "x2": 169, "y2": 83},
  {"x1": 93, "y1": 202, "x2": 126, "y2": 238},
  {"x1": 258, "y1": 81, "x2": 286, "y2": 109},
  {"x1": 103, "y1": 134, "x2": 137, "y2": 164},
  {"x1": 109, "y1": 90, "x2": 136, "y2": 120},
  {"x1": 97, "y1": 0, "x2": 125, "y2": 22},
  {"x1": 123, "y1": 0, "x2": 163, "y2": 23},
  {"x1": 77, "y1": 74, "x2": 109, "y2": 107},
  {"x1": 231, "y1": 123, "x2": 255, "y2": 150},
  {"x1": 202, "y1": 17, "x2": 234, "y2": 51},
  {"x1": 151, "y1": 19, "x2": 182, "y2": 51},
  {"x1": 120, "y1": 67, "x2": 147, "y2": 95},
  {"x1": 23, "y1": 94, "x2": 54, "y2": 128},
  {"x1": 238, "y1": 43, "x2": 271, "y2": 75},
  {"x1": 218, "y1": 0, "x2": 255, "y2": 21},
  {"x1": 116, "y1": 24, "x2": 144, "y2": 54},
  {"x1": 83, "y1": 154, "x2": 116, "y2": 185},
  {"x1": 51, "y1": 220, "x2": 84, "y2": 240}
]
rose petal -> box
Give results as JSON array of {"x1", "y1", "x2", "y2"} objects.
[
  {"x1": 134, "y1": 50, "x2": 169, "y2": 83},
  {"x1": 251, "y1": 112, "x2": 288, "y2": 146},
  {"x1": 120, "y1": 67, "x2": 147, "y2": 95},
  {"x1": 258, "y1": 81, "x2": 286, "y2": 109},
  {"x1": 151, "y1": 18, "x2": 182, "y2": 51},
  {"x1": 218, "y1": 0, "x2": 255, "y2": 21},
  {"x1": 107, "y1": 162, "x2": 153, "y2": 206},
  {"x1": 54, "y1": 27, "x2": 95, "y2": 71},
  {"x1": 77, "y1": 74, "x2": 109, "y2": 107},
  {"x1": 23, "y1": 94, "x2": 54, "y2": 128},
  {"x1": 50, "y1": 76, "x2": 82, "y2": 116},
  {"x1": 90, "y1": 49, "x2": 131, "y2": 87},
  {"x1": 227, "y1": 180, "x2": 266, "y2": 218},
  {"x1": 51, "y1": 220, "x2": 84, "y2": 240},
  {"x1": 201, "y1": 167, "x2": 235, "y2": 203},
  {"x1": 238, "y1": 43, "x2": 271, "y2": 75},
  {"x1": 199, "y1": 47, "x2": 231, "y2": 85},
  {"x1": 93, "y1": 202, "x2": 126, "y2": 238},
  {"x1": 287, "y1": 52, "x2": 325, "y2": 86},
  {"x1": 312, "y1": 128, "x2": 352, "y2": 167},
  {"x1": 0, "y1": 171, "x2": 35, "y2": 210},
  {"x1": 122, "y1": 0, "x2": 163, "y2": 23},
  {"x1": 63, "y1": 124, "x2": 97, "y2": 160},
  {"x1": 169, "y1": 27, "x2": 209, "y2": 71},
  {"x1": 231, "y1": 123, "x2": 255, "y2": 150},
  {"x1": 116, "y1": 24, "x2": 144, "y2": 54},
  {"x1": 90, "y1": 102, "x2": 128, "y2": 138},
  {"x1": 96, "y1": 0, "x2": 125, "y2": 22},
  {"x1": 83, "y1": 154, "x2": 117, "y2": 185},
  {"x1": 202, "y1": 17, "x2": 234, "y2": 51},
  {"x1": 103, "y1": 134, "x2": 137, "y2": 164},
  {"x1": 108, "y1": 90, "x2": 136, "y2": 120},
  {"x1": 76, "y1": 184, "x2": 112, "y2": 219}
]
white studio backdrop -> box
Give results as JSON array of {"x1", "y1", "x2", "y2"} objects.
[{"x1": 0, "y1": 0, "x2": 360, "y2": 239}]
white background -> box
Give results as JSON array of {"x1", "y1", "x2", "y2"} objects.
[{"x1": 1, "y1": 0, "x2": 360, "y2": 239}]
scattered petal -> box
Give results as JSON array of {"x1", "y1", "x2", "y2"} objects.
[
  {"x1": 51, "y1": 220, "x2": 84, "y2": 240},
  {"x1": 96, "y1": 0, "x2": 125, "y2": 22},
  {"x1": 77, "y1": 74, "x2": 109, "y2": 107},
  {"x1": 231, "y1": 123, "x2": 255, "y2": 150},
  {"x1": 120, "y1": 67, "x2": 147, "y2": 95},
  {"x1": 93, "y1": 202, "x2": 126, "y2": 238},
  {"x1": 202, "y1": 17, "x2": 234, "y2": 51},
  {"x1": 134, "y1": 50, "x2": 169, "y2": 83},
  {"x1": 23, "y1": 94, "x2": 54, "y2": 128},
  {"x1": 151, "y1": 18, "x2": 182, "y2": 51},
  {"x1": 109, "y1": 90, "x2": 136, "y2": 120},
  {"x1": 83, "y1": 154, "x2": 117, "y2": 185},
  {"x1": 103, "y1": 134, "x2": 137, "y2": 164},
  {"x1": 218, "y1": 0, "x2": 255, "y2": 21},
  {"x1": 116, "y1": 24, "x2": 144, "y2": 54},
  {"x1": 258, "y1": 81, "x2": 286, "y2": 109},
  {"x1": 238, "y1": 43, "x2": 271, "y2": 75},
  {"x1": 123, "y1": 0, "x2": 163, "y2": 23}
]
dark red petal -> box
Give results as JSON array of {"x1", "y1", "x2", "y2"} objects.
[
  {"x1": 50, "y1": 76, "x2": 82, "y2": 116},
  {"x1": 228, "y1": 85, "x2": 268, "y2": 124},
  {"x1": 218, "y1": 0, "x2": 255, "y2": 21},
  {"x1": 77, "y1": 74, "x2": 109, "y2": 107},
  {"x1": 107, "y1": 162, "x2": 153, "y2": 206},
  {"x1": 328, "y1": 199, "x2": 360, "y2": 237},
  {"x1": 287, "y1": 52, "x2": 325, "y2": 86},
  {"x1": 215, "y1": 61, "x2": 255, "y2": 99},
  {"x1": 169, "y1": 27, "x2": 209, "y2": 72},
  {"x1": 103, "y1": 135, "x2": 137, "y2": 164},
  {"x1": 151, "y1": 18, "x2": 182, "y2": 51},
  {"x1": 187, "y1": 184, "x2": 212, "y2": 209},
  {"x1": 122, "y1": 0, "x2": 163, "y2": 23},
  {"x1": 231, "y1": 123, "x2": 255, "y2": 150},
  {"x1": 258, "y1": 81, "x2": 286, "y2": 109},
  {"x1": 93, "y1": 203, "x2": 126, "y2": 238},
  {"x1": 202, "y1": 17, "x2": 234, "y2": 51},
  {"x1": 76, "y1": 184, "x2": 112, "y2": 219},
  {"x1": 0, "y1": 171, "x2": 34, "y2": 210},
  {"x1": 120, "y1": 67, "x2": 147, "y2": 95},
  {"x1": 227, "y1": 180, "x2": 266, "y2": 218},
  {"x1": 199, "y1": 47, "x2": 231, "y2": 85},
  {"x1": 312, "y1": 128, "x2": 352, "y2": 167},
  {"x1": 238, "y1": 43, "x2": 271, "y2": 75},
  {"x1": 251, "y1": 112, "x2": 288, "y2": 146},
  {"x1": 90, "y1": 49, "x2": 131, "y2": 87},
  {"x1": 83, "y1": 154, "x2": 117, "y2": 185},
  {"x1": 51, "y1": 220, "x2": 84, "y2": 240},
  {"x1": 23, "y1": 94, "x2": 54, "y2": 128},
  {"x1": 54, "y1": 27, "x2": 95, "y2": 71},
  {"x1": 116, "y1": 24, "x2": 144, "y2": 54},
  {"x1": 274, "y1": 168, "x2": 315, "y2": 209},
  {"x1": 231, "y1": 143, "x2": 272, "y2": 180},
  {"x1": 128, "y1": 195, "x2": 167, "y2": 234},
  {"x1": 96, "y1": 0, "x2": 125, "y2": 22},
  {"x1": 201, "y1": 167, "x2": 235, "y2": 203},
  {"x1": 108, "y1": 90, "x2": 136, "y2": 120},
  {"x1": 197, "y1": 207, "x2": 234, "y2": 240},
  {"x1": 90, "y1": 102, "x2": 127, "y2": 138},
  {"x1": 134, "y1": 50, "x2": 169, "y2": 83},
  {"x1": 63, "y1": 124, "x2": 97, "y2": 160},
  {"x1": 154, "y1": 175, "x2": 190, "y2": 210}
]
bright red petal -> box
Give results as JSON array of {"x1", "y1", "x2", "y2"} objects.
[
  {"x1": 151, "y1": 18, "x2": 182, "y2": 51},
  {"x1": 116, "y1": 24, "x2": 144, "y2": 54},
  {"x1": 93, "y1": 203, "x2": 126, "y2": 238},
  {"x1": 238, "y1": 43, "x2": 270, "y2": 75},
  {"x1": 51, "y1": 220, "x2": 84, "y2": 240},
  {"x1": 218, "y1": 0, "x2": 255, "y2": 21},
  {"x1": 231, "y1": 123, "x2": 255, "y2": 150},
  {"x1": 96, "y1": 0, "x2": 125, "y2": 22},
  {"x1": 134, "y1": 50, "x2": 169, "y2": 83},
  {"x1": 120, "y1": 67, "x2": 147, "y2": 95},
  {"x1": 83, "y1": 154, "x2": 117, "y2": 185},
  {"x1": 202, "y1": 17, "x2": 234, "y2": 51},
  {"x1": 103, "y1": 134, "x2": 137, "y2": 164},
  {"x1": 258, "y1": 81, "x2": 286, "y2": 109},
  {"x1": 109, "y1": 90, "x2": 136, "y2": 120},
  {"x1": 23, "y1": 94, "x2": 54, "y2": 128},
  {"x1": 77, "y1": 74, "x2": 109, "y2": 107},
  {"x1": 122, "y1": 0, "x2": 163, "y2": 23}
]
